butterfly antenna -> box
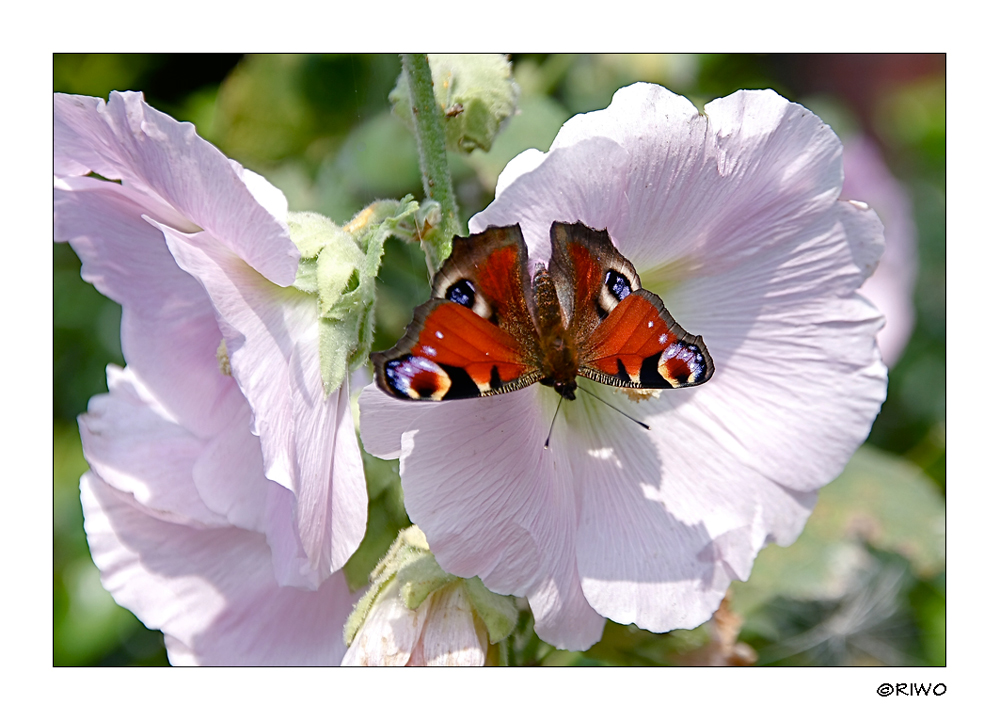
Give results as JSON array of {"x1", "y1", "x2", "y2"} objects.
[
  {"x1": 544, "y1": 396, "x2": 563, "y2": 449},
  {"x1": 578, "y1": 386, "x2": 651, "y2": 430}
]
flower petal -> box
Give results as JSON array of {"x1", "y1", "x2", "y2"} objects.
[
  {"x1": 341, "y1": 579, "x2": 428, "y2": 666},
  {"x1": 54, "y1": 91, "x2": 298, "y2": 286},
  {"x1": 54, "y1": 179, "x2": 242, "y2": 438},
  {"x1": 80, "y1": 363, "x2": 327, "y2": 590},
  {"x1": 470, "y1": 136, "x2": 632, "y2": 262},
  {"x1": 81, "y1": 472, "x2": 354, "y2": 665},
  {"x1": 415, "y1": 584, "x2": 487, "y2": 666},
  {"x1": 78, "y1": 365, "x2": 229, "y2": 527},
  {"x1": 472, "y1": 84, "x2": 847, "y2": 276},
  {"x1": 843, "y1": 136, "x2": 917, "y2": 367},
  {"x1": 162, "y1": 228, "x2": 367, "y2": 579},
  {"x1": 570, "y1": 384, "x2": 817, "y2": 630},
  {"x1": 654, "y1": 201, "x2": 886, "y2": 494},
  {"x1": 360, "y1": 385, "x2": 606, "y2": 649}
]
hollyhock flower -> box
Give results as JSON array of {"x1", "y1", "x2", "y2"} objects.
[
  {"x1": 360, "y1": 83, "x2": 888, "y2": 650},
  {"x1": 55, "y1": 91, "x2": 366, "y2": 663},
  {"x1": 842, "y1": 136, "x2": 918, "y2": 367}
]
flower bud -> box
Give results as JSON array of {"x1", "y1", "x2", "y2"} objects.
[
  {"x1": 391, "y1": 54, "x2": 519, "y2": 154},
  {"x1": 343, "y1": 527, "x2": 517, "y2": 666},
  {"x1": 287, "y1": 197, "x2": 422, "y2": 394}
]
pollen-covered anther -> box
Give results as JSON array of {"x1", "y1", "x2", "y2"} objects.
[
  {"x1": 622, "y1": 387, "x2": 661, "y2": 403},
  {"x1": 216, "y1": 339, "x2": 232, "y2": 377}
]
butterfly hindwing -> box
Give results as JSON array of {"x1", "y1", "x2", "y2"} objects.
[
  {"x1": 372, "y1": 225, "x2": 544, "y2": 401},
  {"x1": 548, "y1": 221, "x2": 714, "y2": 390}
]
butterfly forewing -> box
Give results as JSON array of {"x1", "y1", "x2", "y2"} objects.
[
  {"x1": 580, "y1": 290, "x2": 714, "y2": 389},
  {"x1": 372, "y1": 225, "x2": 544, "y2": 401},
  {"x1": 548, "y1": 221, "x2": 714, "y2": 390}
]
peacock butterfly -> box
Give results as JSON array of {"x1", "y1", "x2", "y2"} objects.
[{"x1": 372, "y1": 222, "x2": 714, "y2": 402}]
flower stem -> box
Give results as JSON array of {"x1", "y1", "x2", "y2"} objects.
[{"x1": 400, "y1": 54, "x2": 462, "y2": 271}]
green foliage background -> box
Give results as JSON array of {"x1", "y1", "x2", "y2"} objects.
[{"x1": 53, "y1": 54, "x2": 945, "y2": 666}]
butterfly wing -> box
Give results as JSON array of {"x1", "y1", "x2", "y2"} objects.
[
  {"x1": 548, "y1": 222, "x2": 714, "y2": 390},
  {"x1": 372, "y1": 225, "x2": 544, "y2": 400}
]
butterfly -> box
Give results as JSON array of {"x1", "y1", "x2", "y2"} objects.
[{"x1": 372, "y1": 222, "x2": 714, "y2": 402}]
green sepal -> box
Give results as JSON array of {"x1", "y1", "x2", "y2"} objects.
[
  {"x1": 316, "y1": 317, "x2": 353, "y2": 397},
  {"x1": 391, "y1": 54, "x2": 519, "y2": 154},
  {"x1": 340, "y1": 196, "x2": 422, "y2": 370},
  {"x1": 316, "y1": 232, "x2": 364, "y2": 318},
  {"x1": 342, "y1": 576, "x2": 385, "y2": 647},
  {"x1": 463, "y1": 575, "x2": 518, "y2": 645},
  {"x1": 293, "y1": 258, "x2": 318, "y2": 295},
  {"x1": 286, "y1": 200, "x2": 427, "y2": 396},
  {"x1": 344, "y1": 526, "x2": 433, "y2": 645},
  {"x1": 397, "y1": 555, "x2": 456, "y2": 610},
  {"x1": 288, "y1": 211, "x2": 342, "y2": 260}
]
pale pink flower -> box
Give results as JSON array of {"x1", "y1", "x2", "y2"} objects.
[
  {"x1": 360, "y1": 83, "x2": 888, "y2": 650},
  {"x1": 842, "y1": 136, "x2": 918, "y2": 367},
  {"x1": 55, "y1": 91, "x2": 365, "y2": 663}
]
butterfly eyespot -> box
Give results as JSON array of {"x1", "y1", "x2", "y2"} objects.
[
  {"x1": 657, "y1": 341, "x2": 709, "y2": 387},
  {"x1": 604, "y1": 270, "x2": 633, "y2": 302},
  {"x1": 384, "y1": 355, "x2": 452, "y2": 400},
  {"x1": 446, "y1": 279, "x2": 476, "y2": 307},
  {"x1": 595, "y1": 269, "x2": 635, "y2": 319},
  {"x1": 445, "y1": 278, "x2": 493, "y2": 320}
]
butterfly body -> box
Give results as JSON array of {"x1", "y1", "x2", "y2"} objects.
[{"x1": 372, "y1": 222, "x2": 713, "y2": 402}]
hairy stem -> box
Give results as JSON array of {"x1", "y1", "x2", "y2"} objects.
[{"x1": 400, "y1": 54, "x2": 462, "y2": 271}]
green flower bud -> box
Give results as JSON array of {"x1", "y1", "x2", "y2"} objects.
[
  {"x1": 391, "y1": 54, "x2": 519, "y2": 154},
  {"x1": 286, "y1": 198, "x2": 425, "y2": 395}
]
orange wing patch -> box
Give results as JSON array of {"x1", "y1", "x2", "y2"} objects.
[
  {"x1": 583, "y1": 293, "x2": 677, "y2": 379},
  {"x1": 580, "y1": 291, "x2": 712, "y2": 389},
  {"x1": 413, "y1": 302, "x2": 532, "y2": 390}
]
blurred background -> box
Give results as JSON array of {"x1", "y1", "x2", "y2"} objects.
[{"x1": 53, "y1": 54, "x2": 945, "y2": 666}]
